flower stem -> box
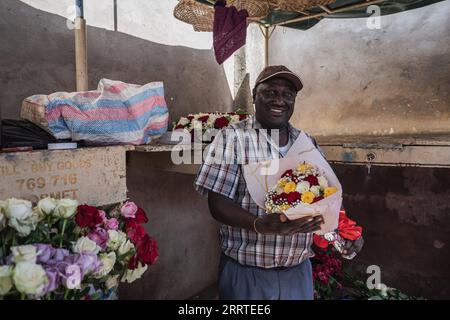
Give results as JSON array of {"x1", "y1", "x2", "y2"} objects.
[
  {"x1": 59, "y1": 219, "x2": 67, "y2": 248},
  {"x1": 20, "y1": 293, "x2": 26, "y2": 300},
  {"x1": 64, "y1": 289, "x2": 69, "y2": 300}
]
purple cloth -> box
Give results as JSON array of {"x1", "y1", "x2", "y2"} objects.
[{"x1": 213, "y1": 0, "x2": 249, "y2": 65}]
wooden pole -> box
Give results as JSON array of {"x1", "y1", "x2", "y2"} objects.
[
  {"x1": 264, "y1": 26, "x2": 269, "y2": 67},
  {"x1": 75, "y1": 1, "x2": 88, "y2": 91}
]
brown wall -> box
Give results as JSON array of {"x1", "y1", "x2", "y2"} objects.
[{"x1": 334, "y1": 164, "x2": 450, "y2": 299}]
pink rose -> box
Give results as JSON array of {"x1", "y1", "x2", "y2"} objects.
[
  {"x1": 96, "y1": 210, "x2": 107, "y2": 226},
  {"x1": 105, "y1": 218, "x2": 119, "y2": 230},
  {"x1": 121, "y1": 202, "x2": 138, "y2": 218},
  {"x1": 87, "y1": 227, "x2": 109, "y2": 249}
]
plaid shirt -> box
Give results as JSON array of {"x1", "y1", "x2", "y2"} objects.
[{"x1": 194, "y1": 117, "x2": 323, "y2": 268}]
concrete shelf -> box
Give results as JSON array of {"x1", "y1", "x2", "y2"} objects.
[{"x1": 316, "y1": 134, "x2": 450, "y2": 168}]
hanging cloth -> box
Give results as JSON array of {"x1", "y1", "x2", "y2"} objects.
[{"x1": 213, "y1": 0, "x2": 249, "y2": 65}]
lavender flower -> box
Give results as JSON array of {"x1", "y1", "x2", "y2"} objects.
[{"x1": 34, "y1": 244, "x2": 54, "y2": 264}]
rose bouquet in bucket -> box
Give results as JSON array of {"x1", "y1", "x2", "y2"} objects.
[{"x1": 0, "y1": 198, "x2": 158, "y2": 300}]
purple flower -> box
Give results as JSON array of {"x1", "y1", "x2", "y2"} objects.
[
  {"x1": 34, "y1": 244, "x2": 54, "y2": 264},
  {"x1": 53, "y1": 248, "x2": 70, "y2": 261},
  {"x1": 42, "y1": 267, "x2": 59, "y2": 295},
  {"x1": 65, "y1": 252, "x2": 101, "y2": 277},
  {"x1": 87, "y1": 227, "x2": 109, "y2": 250}
]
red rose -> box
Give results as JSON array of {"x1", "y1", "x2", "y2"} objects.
[
  {"x1": 313, "y1": 234, "x2": 330, "y2": 248},
  {"x1": 128, "y1": 255, "x2": 138, "y2": 270},
  {"x1": 198, "y1": 115, "x2": 209, "y2": 123},
  {"x1": 125, "y1": 207, "x2": 149, "y2": 230},
  {"x1": 175, "y1": 124, "x2": 185, "y2": 130},
  {"x1": 281, "y1": 169, "x2": 294, "y2": 178},
  {"x1": 312, "y1": 196, "x2": 324, "y2": 203},
  {"x1": 304, "y1": 175, "x2": 319, "y2": 186},
  {"x1": 214, "y1": 117, "x2": 230, "y2": 129},
  {"x1": 127, "y1": 224, "x2": 147, "y2": 244},
  {"x1": 136, "y1": 234, "x2": 159, "y2": 265},
  {"x1": 75, "y1": 205, "x2": 103, "y2": 228},
  {"x1": 239, "y1": 114, "x2": 247, "y2": 120},
  {"x1": 187, "y1": 115, "x2": 194, "y2": 121},
  {"x1": 134, "y1": 208, "x2": 149, "y2": 224},
  {"x1": 287, "y1": 192, "x2": 301, "y2": 204},
  {"x1": 273, "y1": 192, "x2": 289, "y2": 205}
]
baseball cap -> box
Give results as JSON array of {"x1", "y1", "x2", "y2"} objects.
[{"x1": 254, "y1": 65, "x2": 303, "y2": 92}]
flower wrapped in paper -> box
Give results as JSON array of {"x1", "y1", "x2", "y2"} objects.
[{"x1": 242, "y1": 131, "x2": 343, "y2": 235}]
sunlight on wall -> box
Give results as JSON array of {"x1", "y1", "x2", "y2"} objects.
[{"x1": 19, "y1": 0, "x2": 236, "y2": 97}]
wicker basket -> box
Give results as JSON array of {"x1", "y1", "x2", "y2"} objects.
[
  {"x1": 173, "y1": 0, "x2": 214, "y2": 32},
  {"x1": 268, "y1": 0, "x2": 336, "y2": 13},
  {"x1": 228, "y1": 0, "x2": 270, "y2": 19}
]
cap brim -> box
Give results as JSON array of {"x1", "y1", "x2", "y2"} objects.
[{"x1": 258, "y1": 71, "x2": 303, "y2": 92}]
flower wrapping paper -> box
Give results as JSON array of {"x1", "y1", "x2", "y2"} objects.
[{"x1": 242, "y1": 131, "x2": 342, "y2": 235}]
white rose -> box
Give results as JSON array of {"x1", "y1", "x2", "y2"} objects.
[
  {"x1": 310, "y1": 185, "x2": 321, "y2": 197},
  {"x1": 5, "y1": 198, "x2": 40, "y2": 237},
  {"x1": 318, "y1": 176, "x2": 329, "y2": 189},
  {"x1": 53, "y1": 199, "x2": 78, "y2": 219},
  {"x1": 4, "y1": 198, "x2": 33, "y2": 221},
  {"x1": 0, "y1": 265, "x2": 13, "y2": 296},
  {"x1": 73, "y1": 236, "x2": 101, "y2": 254},
  {"x1": 117, "y1": 240, "x2": 135, "y2": 256},
  {"x1": 11, "y1": 245, "x2": 37, "y2": 263},
  {"x1": 230, "y1": 115, "x2": 240, "y2": 123},
  {"x1": 296, "y1": 181, "x2": 310, "y2": 193},
  {"x1": 206, "y1": 115, "x2": 217, "y2": 126},
  {"x1": 12, "y1": 262, "x2": 47, "y2": 295},
  {"x1": 120, "y1": 262, "x2": 148, "y2": 283},
  {"x1": 94, "y1": 252, "x2": 116, "y2": 279},
  {"x1": 178, "y1": 117, "x2": 189, "y2": 126},
  {"x1": 37, "y1": 197, "x2": 57, "y2": 216},
  {"x1": 107, "y1": 230, "x2": 127, "y2": 251},
  {"x1": 105, "y1": 274, "x2": 119, "y2": 290}
]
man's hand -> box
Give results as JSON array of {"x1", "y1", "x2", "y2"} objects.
[
  {"x1": 343, "y1": 236, "x2": 364, "y2": 256},
  {"x1": 255, "y1": 214, "x2": 324, "y2": 235}
]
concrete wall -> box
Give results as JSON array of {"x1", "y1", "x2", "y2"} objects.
[
  {"x1": 121, "y1": 153, "x2": 219, "y2": 299},
  {"x1": 247, "y1": 1, "x2": 450, "y2": 137},
  {"x1": 333, "y1": 164, "x2": 450, "y2": 299},
  {"x1": 0, "y1": 0, "x2": 234, "y2": 122},
  {"x1": 0, "y1": 0, "x2": 229, "y2": 299}
]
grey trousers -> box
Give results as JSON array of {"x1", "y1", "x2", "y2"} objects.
[{"x1": 218, "y1": 253, "x2": 314, "y2": 300}]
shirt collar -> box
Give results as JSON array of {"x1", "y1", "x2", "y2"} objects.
[{"x1": 249, "y1": 116, "x2": 300, "y2": 141}]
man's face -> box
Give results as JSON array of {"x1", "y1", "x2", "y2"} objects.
[{"x1": 253, "y1": 78, "x2": 297, "y2": 129}]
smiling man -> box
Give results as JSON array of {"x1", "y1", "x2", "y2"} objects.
[{"x1": 194, "y1": 65, "x2": 363, "y2": 300}]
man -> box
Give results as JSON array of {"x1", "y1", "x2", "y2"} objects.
[{"x1": 194, "y1": 65, "x2": 363, "y2": 300}]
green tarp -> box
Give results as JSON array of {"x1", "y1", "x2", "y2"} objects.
[{"x1": 196, "y1": 0, "x2": 444, "y2": 30}]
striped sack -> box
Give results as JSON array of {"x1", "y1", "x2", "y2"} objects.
[{"x1": 44, "y1": 79, "x2": 168, "y2": 145}]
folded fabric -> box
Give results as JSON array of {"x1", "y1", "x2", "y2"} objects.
[
  {"x1": 213, "y1": 0, "x2": 249, "y2": 65},
  {"x1": 40, "y1": 79, "x2": 168, "y2": 145}
]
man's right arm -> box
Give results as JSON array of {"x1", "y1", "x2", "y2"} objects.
[{"x1": 208, "y1": 191, "x2": 324, "y2": 235}]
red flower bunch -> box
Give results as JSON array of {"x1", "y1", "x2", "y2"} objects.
[
  {"x1": 312, "y1": 249, "x2": 343, "y2": 286},
  {"x1": 313, "y1": 210, "x2": 363, "y2": 249},
  {"x1": 75, "y1": 205, "x2": 103, "y2": 228},
  {"x1": 125, "y1": 206, "x2": 159, "y2": 269}
]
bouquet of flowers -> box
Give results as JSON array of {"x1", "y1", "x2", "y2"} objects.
[
  {"x1": 0, "y1": 198, "x2": 158, "y2": 300},
  {"x1": 262, "y1": 161, "x2": 341, "y2": 234},
  {"x1": 265, "y1": 162, "x2": 338, "y2": 214},
  {"x1": 172, "y1": 110, "x2": 249, "y2": 142}
]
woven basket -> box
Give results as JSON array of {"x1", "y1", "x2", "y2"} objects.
[
  {"x1": 173, "y1": 0, "x2": 214, "y2": 32},
  {"x1": 268, "y1": 0, "x2": 336, "y2": 13},
  {"x1": 228, "y1": 0, "x2": 270, "y2": 19}
]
